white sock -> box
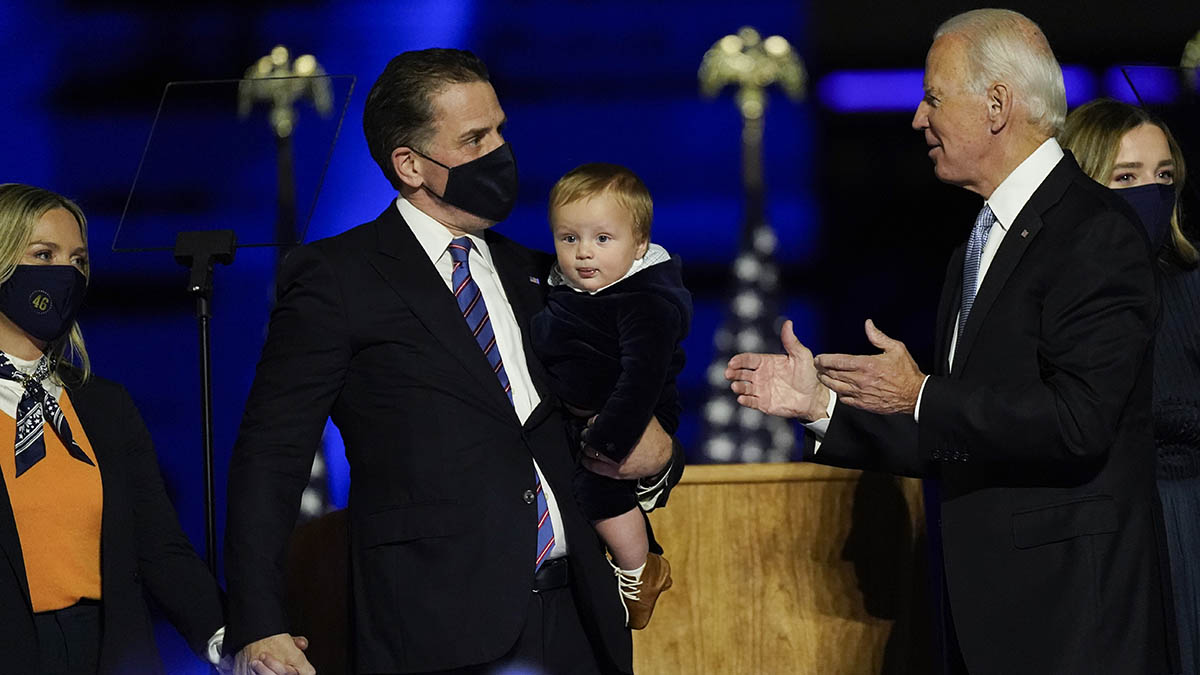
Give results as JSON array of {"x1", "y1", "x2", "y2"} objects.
[{"x1": 619, "y1": 562, "x2": 646, "y2": 582}]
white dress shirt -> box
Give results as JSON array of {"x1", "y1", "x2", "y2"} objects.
[
  {"x1": 810, "y1": 138, "x2": 1065, "y2": 439},
  {"x1": 396, "y1": 197, "x2": 567, "y2": 557}
]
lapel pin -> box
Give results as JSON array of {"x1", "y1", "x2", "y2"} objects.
[
  {"x1": 528, "y1": 276, "x2": 541, "y2": 285},
  {"x1": 1020, "y1": 229, "x2": 1029, "y2": 238}
]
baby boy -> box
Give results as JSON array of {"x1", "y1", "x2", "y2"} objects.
[{"x1": 531, "y1": 163, "x2": 691, "y2": 629}]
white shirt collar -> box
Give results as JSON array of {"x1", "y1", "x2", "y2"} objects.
[
  {"x1": 548, "y1": 243, "x2": 672, "y2": 294},
  {"x1": 395, "y1": 196, "x2": 496, "y2": 271},
  {"x1": 985, "y1": 137, "x2": 1064, "y2": 231},
  {"x1": 3, "y1": 352, "x2": 43, "y2": 375},
  {"x1": 0, "y1": 351, "x2": 63, "y2": 403}
]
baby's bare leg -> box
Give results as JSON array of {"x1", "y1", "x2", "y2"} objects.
[{"x1": 594, "y1": 507, "x2": 649, "y2": 570}]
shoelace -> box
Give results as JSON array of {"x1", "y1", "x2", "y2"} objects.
[{"x1": 611, "y1": 560, "x2": 643, "y2": 601}]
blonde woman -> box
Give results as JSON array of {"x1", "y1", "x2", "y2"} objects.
[
  {"x1": 0, "y1": 183, "x2": 227, "y2": 674},
  {"x1": 1063, "y1": 99, "x2": 1199, "y2": 675}
]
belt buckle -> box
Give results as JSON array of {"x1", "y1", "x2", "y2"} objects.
[{"x1": 532, "y1": 557, "x2": 567, "y2": 593}]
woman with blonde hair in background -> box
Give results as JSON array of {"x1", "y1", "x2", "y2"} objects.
[
  {"x1": 0, "y1": 183, "x2": 229, "y2": 674},
  {"x1": 1062, "y1": 98, "x2": 1199, "y2": 675}
]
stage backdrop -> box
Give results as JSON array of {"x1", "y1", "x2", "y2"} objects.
[{"x1": 1, "y1": 1, "x2": 1195, "y2": 671}]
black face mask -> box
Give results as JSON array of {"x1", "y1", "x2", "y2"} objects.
[
  {"x1": 415, "y1": 143, "x2": 519, "y2": 223},
  {"x1": 1116, "y1": 182, "x2": 1176, "y2": 251},
  {"x1": 0, "y1": 265, "x2": 88, "y2": 342}
]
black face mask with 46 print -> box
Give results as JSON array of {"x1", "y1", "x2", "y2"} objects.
[{"x1": 0, "y1": 265, "x2": 88, "y2": 342}]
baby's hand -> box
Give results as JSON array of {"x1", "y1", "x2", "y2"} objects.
[{"x1": 579, "y1": 417, "x2": 601, "y2": 459}]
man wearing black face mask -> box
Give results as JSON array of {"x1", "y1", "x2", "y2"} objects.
[{"x1": 224, "y1": 48, "x2": 681, "y2": 675}]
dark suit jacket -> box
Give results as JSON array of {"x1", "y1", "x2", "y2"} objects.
[
  {"x1": 226, "y1": 204, "x2": 656, "y2": 673},
  {"x1": 531, "y1": 255, "x2": 692, "y2": 461},
  {"x1": 0, "y1": 374, "x2": 225, "y2": 674},
  {"x1": 809, "y1": 154, "x2": 1175, "y2": 674}
]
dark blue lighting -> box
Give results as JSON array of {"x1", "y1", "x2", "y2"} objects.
[
  {"x1": 817, "y1": 69, "x2": 924, "y2": 113},
  {"x1": 1061, "y1": 65, "x2": 1098, "y2": 107},
  {"x1": 1104, "y1": 66, "x2": 1181, "y2": 104},
  {"x1": 819, "y1": 65, "x2": 1097, "y2": 113}
]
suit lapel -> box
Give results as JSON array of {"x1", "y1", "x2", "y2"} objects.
[
  {"x1": 369, "y1": 206, "x2": 518, "y2": 424},
  {"x1": 950, "y1": 211, "x2": 1044, "y2": 376},
  {"x1": 67, "y1": 385, "x2": 116, "y2": 608},
  {"x1": 951, "y1": 154, "x2": 1075, "y2": 376}
]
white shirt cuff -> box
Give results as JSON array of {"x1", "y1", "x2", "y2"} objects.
[
  {"x1": 801, "y1": 389, "x2": 838, "y2": 453},
  {"x1": 636, "y1": 459, "x2": 673, "y2": 510},
  {"x1": 914, "y1": 375, "x2": 931, "y2": 423},
  {"x1": 207, "y1": 626, "x2": 226, "y2": 665}
]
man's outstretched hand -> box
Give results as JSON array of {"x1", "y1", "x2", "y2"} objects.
[
  {"x1": 725, "y1": 319, "x2": 831, "y2": 422},
  {"x1": 814, "y1": 319, "x2": 925, "y2": 416}
]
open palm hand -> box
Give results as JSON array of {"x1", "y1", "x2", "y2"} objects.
[{"x1": 725, "y1": 320, "x2": 830, "y2": 422}]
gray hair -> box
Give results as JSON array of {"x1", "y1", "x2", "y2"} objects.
[{"x1": 935, "y1": 8, "x2": 1066, "y2": 136}]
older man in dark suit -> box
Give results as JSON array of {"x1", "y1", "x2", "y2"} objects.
[
  {"x1": 224, "y1": 49, "x2": 679, "y2": 675},
  {"x1": 727, "y1": 9, "x2": 1176, "y2": 675}
]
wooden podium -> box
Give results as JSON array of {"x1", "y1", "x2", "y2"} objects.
[
  {"x1": 284, "y1": 463, "x2": 931, "y2": 674},
  {"x1": 633, "y1": 462, "x2": 931, "y2": 674}
]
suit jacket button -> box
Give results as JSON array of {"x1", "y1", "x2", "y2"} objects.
[{"x1": 523, "y1": 489, "x2": 536, "y2": 504}]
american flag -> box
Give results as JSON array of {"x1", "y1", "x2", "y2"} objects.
[{"x1": 699, "y1": 220, "x2": 797, "y2": 463}]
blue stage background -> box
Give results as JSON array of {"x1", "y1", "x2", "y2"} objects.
[{"x1": 1, "y1": 1, "x2": 1195, "y2": 670}]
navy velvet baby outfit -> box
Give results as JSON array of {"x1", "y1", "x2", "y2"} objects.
[{"x1": 531, "y1": 254, "x2": 692, "y2": 520}]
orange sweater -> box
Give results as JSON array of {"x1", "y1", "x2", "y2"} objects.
[{"x1": 0, "y1": 393, "x2": 102, "y2": 612}]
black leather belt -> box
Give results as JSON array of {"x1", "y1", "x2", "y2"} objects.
[{"x1": 532, "y1": 557, "x2": 569, "y2": 592}]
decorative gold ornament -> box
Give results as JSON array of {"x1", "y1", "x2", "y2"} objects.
[
  {"x1": 699, "y1": 27, "x2": 806, "y2": 203},
  {"x1": 238, "y1": 45, "x2": 333, "y2": 138},
  {"x1": 1183, "y1": 29, "x2": 1200, "y2": 91},
  {"x1": 699, "y1": 27, "x2": 806, "y2": 121}
]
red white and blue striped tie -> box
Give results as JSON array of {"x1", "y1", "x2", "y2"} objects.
[{"x1": 448, "y1": 238, "x2": 555, "y2": 569}]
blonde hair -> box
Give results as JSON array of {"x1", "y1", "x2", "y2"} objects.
[
  {"x1": 0, "y1": 184, "x2": 92, "y2": 383},
  {"x1": 1061, "y1": 99, "x2": 1197, "y2": 266},
  {"x1": 548, "y1": 163, "x2": 653, "y2": 242},
  {"x1": 935, "y1": 8, "x2": 1067, "y2": 136}
]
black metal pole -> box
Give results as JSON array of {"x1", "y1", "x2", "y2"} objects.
[
  {"x1": 174, "y1": 230, "x2": 237, "y2": 577},
  {"x1": 197, "y1": 294, "x2": 217, "y2": 574},
  {"x1": 276, "y1": 134, "x2": 297, "y2": 253}
]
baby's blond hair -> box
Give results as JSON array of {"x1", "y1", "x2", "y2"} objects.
[{"x1": 548, "y1": 163, "x2": 653, "y2": 242}]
